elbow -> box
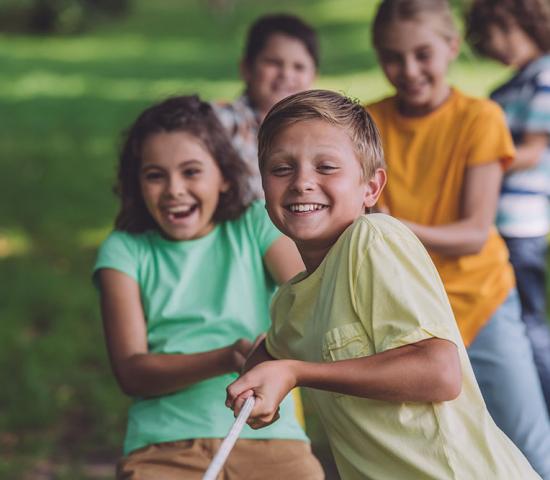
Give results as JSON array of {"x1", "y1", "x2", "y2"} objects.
[
  {"x1": 116, "y1": 373, "x2": 142, "y2": 397},
  {"x1": 436, "y1": 368, "x2": 462, "y2": 401},
  {"x1": 430, "y1": 342, "x2": 462, "y2": 402},
  {"x1": 436, "y1": 360, "x2": 462, "y2": 402},
  {"x1": 458, "y1": 229, "x2": 489, "y2": 256}
]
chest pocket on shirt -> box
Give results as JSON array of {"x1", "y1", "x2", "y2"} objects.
[{"x1": 321, "y1": 323, "x2": 373, "y2": 362}]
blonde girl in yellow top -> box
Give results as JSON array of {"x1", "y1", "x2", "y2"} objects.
[{"x1": 367, "y1": 0, "x2": 550, "y2": 477}]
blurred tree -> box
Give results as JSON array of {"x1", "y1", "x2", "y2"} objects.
[{"x1": 0, "y1": 0, "x2": 131, "y2": 34}]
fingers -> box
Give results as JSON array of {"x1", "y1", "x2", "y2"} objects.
[
  {"x1": 247, "y1": 408, "x2": 280, "y2": 429},
  {"x1": 226, "y1": 377, "x2": 253, "y2": 409},
  {"x1": 251, "y1": 333, "x2": 266, "y2": 353}
]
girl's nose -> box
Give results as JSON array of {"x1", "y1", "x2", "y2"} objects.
[
  {"x1": 166, "y1": 176, "x2": 186, "y2": 198},
  {"x1": 403, "y1": 57, "x2": 420, "y2": 78}
]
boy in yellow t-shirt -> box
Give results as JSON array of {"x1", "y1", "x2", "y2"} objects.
[{"x1": 226, "y1": 90, "x2": 539, "y2": 480}]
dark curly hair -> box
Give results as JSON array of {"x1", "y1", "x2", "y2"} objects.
[
  {"x1": 466, "y1": 0, "x2": 550, "y2": 57},
  {"x1": 114, "y1": 95, "x2": 250, "y2": 233}
]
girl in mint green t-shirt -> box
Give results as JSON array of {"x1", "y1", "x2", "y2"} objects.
[{"x1": 93, "y1": 95, "x2": 323, "y2": 479}]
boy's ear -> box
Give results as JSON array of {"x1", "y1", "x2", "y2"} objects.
[
  {"x1": 364, "y1": 168, "x2": 387, "y2": 209},
  {"x1": 240, "y1": 59, "x2": 252, "y2": 84}
]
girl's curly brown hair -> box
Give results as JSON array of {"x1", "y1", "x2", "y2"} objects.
[
  {"x1": 466, "y1": 0, "x2": 550, "y2": 57},
  {"x1": 114, "y1": 95, "x2": 250, "y2": 233}
]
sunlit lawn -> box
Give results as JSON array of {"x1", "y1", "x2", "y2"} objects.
[{"x1": 0, "y1": 0, "x2": 511, "y2": 477}]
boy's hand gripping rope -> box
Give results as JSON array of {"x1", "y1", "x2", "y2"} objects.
[{"x1": 202, "y1": 396, "x2": 256, "y2": 480}]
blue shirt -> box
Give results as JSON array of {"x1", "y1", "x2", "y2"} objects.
[{"x1": 491, "y1": 54, "x2": 550, "y2": 237}]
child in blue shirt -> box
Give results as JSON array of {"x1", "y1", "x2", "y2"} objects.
[
  {"x1": 93, "y1": 95, "x2": 323, "y2": 479},
  {"x1": 466, "y1": 0, "x2": 550, "y2": 413}
]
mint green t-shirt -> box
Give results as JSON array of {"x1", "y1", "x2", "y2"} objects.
[{"x1": 93, "y1": 201, "x2": 307, "y2": 454}]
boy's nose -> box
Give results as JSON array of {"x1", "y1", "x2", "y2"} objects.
[{"x1": 290, "y1": 170, "x2": 315, "y2": 193}]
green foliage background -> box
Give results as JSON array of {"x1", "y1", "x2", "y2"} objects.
[{"x1": 0, "y1": 0, "x2": 510, "y2": 477}]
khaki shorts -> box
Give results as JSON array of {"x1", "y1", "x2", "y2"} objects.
[{"x1": 117, "y1": 438, "x2": 325, "y2": 480}]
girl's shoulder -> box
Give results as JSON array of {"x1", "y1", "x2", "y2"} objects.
[
  {"x1": 226, "y1": 200, "x2": 281, "y2": 255},
  {"x1": 450, "y1": 89, "x2": 504, "y2": 122},
  {"x1": 99, "y1": 229, "x2": 153, "y2": 254}
]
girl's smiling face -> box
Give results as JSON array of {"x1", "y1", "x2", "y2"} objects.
[
  {"x1": 376, "y1": 17, "x2": 459, "y2": 116},
  {"x1": 140, "y1": 131, "x2": 228, "y2": 241}
]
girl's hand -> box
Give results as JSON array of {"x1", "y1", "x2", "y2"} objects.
[
  {"x1": 226, "y1": 360, "x2": 297, "y2": 429},
  {"x1": 229, "y1": 338, "x2": 254, "y2": 372}
]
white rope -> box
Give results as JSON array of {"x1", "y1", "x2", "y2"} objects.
[{"x1": 202, "y1": 396, "x2": 256, "y2": 480}]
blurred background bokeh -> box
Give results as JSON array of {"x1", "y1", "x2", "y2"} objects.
[{"x1": 0, "y1": 0, "x2": 512, "y2": 478}]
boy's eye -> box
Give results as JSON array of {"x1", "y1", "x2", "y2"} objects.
[
  {"x1": 271, "y1": 164, "x2": 293, "y2": 176},
  {"x1": 318, "y1": 164, "x2": 338, "y2": 174},
  {"x1": 262, "y1": 57, "x2": 283, "y2": 68},
  {"x1": 379, "y1": 51, "x2": 401, "y2": 64}
]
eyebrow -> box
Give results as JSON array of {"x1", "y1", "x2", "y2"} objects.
[{"x1": 140, "y1": 159, "x2": 203, "y2": 171}]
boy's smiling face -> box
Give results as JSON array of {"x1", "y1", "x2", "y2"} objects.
[{"x1": 262, "y1": 119, "x2": 385, "y2": 269}]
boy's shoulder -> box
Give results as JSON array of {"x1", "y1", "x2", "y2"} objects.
[{"x1": 345, "y1": 214, "x2": 424, "y2": 257}]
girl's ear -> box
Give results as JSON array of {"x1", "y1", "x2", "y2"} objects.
[
  {"x1": 364, "y1": 168, "x2": 387, "y2": 208},
  {"x1": 448, "y1": 35, "x2": 461, "y2": 61},
  {"x1": 221, "y1": 179, "x2": 231, "y2": 193}
]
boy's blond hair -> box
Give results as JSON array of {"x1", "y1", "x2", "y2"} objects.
[
  {"x1": 372, "y1": 0, "x2": 458, "y2": 47},
  {"x1": 258, "y1": 89, "x2": 385, "y2": 179}
]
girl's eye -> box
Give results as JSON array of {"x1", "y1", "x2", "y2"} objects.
[
  {"x1": 183, "y1": 168, "x2": 201, "y2": 177},
  {"x1": 416, "y1": 49, "x2": 432, "y2": 61},
  {"x1": 143, "y1": 171, "x2": 164, "y2": 181}
]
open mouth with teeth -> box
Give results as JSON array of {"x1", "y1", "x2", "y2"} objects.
[
  {"x1": 286, "y1": 203, "x2": 328, "y2": 213},
  {"x1": 164, "y1": 204, "x2": 198, "y2": 221}
]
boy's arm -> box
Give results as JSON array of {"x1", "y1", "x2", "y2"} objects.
[
  {"x1": 508, "y1": 132, "x2": 548, "y2": 171},
  {"x1": 399, "y1": 162, "x2": 502, "y2": 256},
  {"x1": 227, "y1": 336, "x2": 462, "y2": 428},
  {"x1": 99, "y1": 268, "x2": 254, "y2": 398}
]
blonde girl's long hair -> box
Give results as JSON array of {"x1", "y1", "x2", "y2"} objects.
[{"x1": 372, "y1": 0, "x2": 458, "y2": 48}]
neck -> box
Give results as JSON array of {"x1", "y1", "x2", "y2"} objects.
[
  {"x1": 398, "y1": 85, "x2": 452, "y2": 117},
  {"x1": 297, "y1": 241, "x2": 335, "y2": 273}
]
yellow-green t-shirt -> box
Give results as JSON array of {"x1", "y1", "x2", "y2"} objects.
[
  {"x1": 367, "y1": 89, "x2": 515, "y2": 345},
  {"x1": 266, "y1": 214, "x2": 537, "y2": 480}
]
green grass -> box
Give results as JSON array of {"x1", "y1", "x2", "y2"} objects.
[{"x1": 0, "y1": 0, "x2": 512, "y2": 477}]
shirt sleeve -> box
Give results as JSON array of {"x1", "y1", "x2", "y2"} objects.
[
  {"x1": 465, "y1": 100, "x2": 515, "y2": 169},
  {"x1": 245, "y1": 200, "x2": 283, "y2": 257},
  {"x1": 92, "y1": 230, "x2": 140, "y2": 288},
  {"x1": 353, "y1": 227, "x2": 458, "y2": 354},
  {"x1": 524, "y1": 68, "x2": 550, "y2": 133}
]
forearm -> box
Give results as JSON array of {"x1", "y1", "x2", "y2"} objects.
[
  {"x1": 291, "y1": 338, "x2": 461, "y2": 402},
  {"x1": 114, "y1": 346, "x2": 236, "y2": 397},
  {"x1": 402, "y1": 219, "x2": 488, "y2": 256},
  {"x1": 242, "y1": 340, "x2": 274, "y2": 373},
  {"x1": 508, "y1": 135, "x2": 547, "y2": 172}
]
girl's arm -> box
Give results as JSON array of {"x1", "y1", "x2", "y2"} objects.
[
  {"x1": 401, "y1": 162, "x2": 502, "y2": 256},
  {"x1": 263, "y1": 235, "x2": 305, "y2": 284},
  {"x1": 508, "y1": 132, "x2": 547, "y2": 172},
  {"x1": 99, "y1": 268, "x2": 252, "y2": 398},
  {"x1": 227, "y1": 337, "x2": 461, "y2": 428}
]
